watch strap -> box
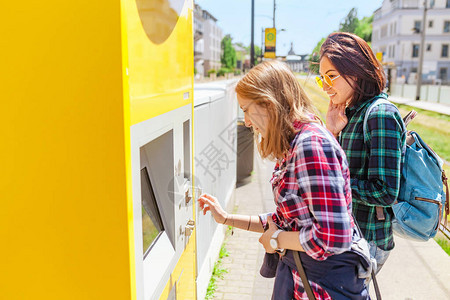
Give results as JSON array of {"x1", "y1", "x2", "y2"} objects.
[{"x1": 271, "y1": 229, "x2": 283, "y2": 239}]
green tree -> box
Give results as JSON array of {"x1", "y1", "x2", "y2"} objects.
[
  {"x1": 354, "y1": 15, "x2": 373, "y2": 43},
  {"x1": 339, "y1": 8, "x2": 373, "y2": 42},
  {"x1": 245, "y1": 45, "x2": 262, "y2": 65},
  {"x1": 339, "y1": 7, "x2": 359, "y2": 33},
  {"x1": 309, "y1": 8, "x2": 374, "y2": 74},
  {"x1": 254, "y1": 45, "x2": 262, "y2": 60},
  {"x1": 221, "y1": 35, "x2": 236, "y2": 69},
  {"x1": 309, "y1": 37, "x2": 326, "y2": 74}
]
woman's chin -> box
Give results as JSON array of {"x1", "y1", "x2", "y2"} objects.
[{"x1": 331, "y1": 97, "x2": 345, "y2": 105}]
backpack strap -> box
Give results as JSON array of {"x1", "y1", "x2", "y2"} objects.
[
  {"x1": 362, "y1": 96, "x2": 402, "y2": 221},
  {"x1": 443, "y1": 170, "x2": 449, "y2": 227},
  {"x1": 362, "y1": 96, "x2": 393, "y2": 143}
]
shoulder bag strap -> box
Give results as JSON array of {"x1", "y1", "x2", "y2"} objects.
[
  {"x1": 352, "y1": 215, "x2": 382, "y2": 300},
  {"x1": 292, "y1": 251, "x2": 316, "y2": 300},
  {"x1": 372, "y1": 269, "x2": 383, "y2": 300}
]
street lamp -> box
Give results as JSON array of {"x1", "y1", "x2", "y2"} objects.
[
  {"x1": 415, "y1": 0, "x2": 429, "y2": 101},
  {"x1": 251, "y1": 0, "x2": 255, "y2": 68}
]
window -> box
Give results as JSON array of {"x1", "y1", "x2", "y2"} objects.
[
  {"x1": 442, "y1": 44, "x2": 449, "y2": 57},
  {"x1": 440, "y1": 68, "x2": 448, "y2": 81},
  {"x1": 444, "y1": 21, "x2": 450, "y2": 33},
  {"x1": 388, "y1": 45, "x2": 395, "y2": 58},
  {"x1": 427, "y1": 44, "x2": 432, "y2": 51},
  {"x1": 429, "y1": 20, "x2": 433, "y2": 28},
  {"x1": 381, "y1": 25, "x2": 388, "y2": 38},
  {"x1": 414, "y1": 20, "x2": 421, "y2": 33},
  {"x1": 412, "y1": 44, "x2": 420, "y2": 57},
  {"x1": 447, "y1": 0, "x2": 450, "y2": 8}
]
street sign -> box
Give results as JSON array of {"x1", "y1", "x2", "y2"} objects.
[{"x1": 264, "y1": 28, "x2": 276, "y2": 58}]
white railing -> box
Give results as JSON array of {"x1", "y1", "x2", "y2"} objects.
[{"x1": 390, "y1": 83, "x2": 450, "y2": 104}]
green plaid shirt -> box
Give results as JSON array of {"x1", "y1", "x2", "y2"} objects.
[{"x1": 339, "y1": 94, "x2": 405, "y2": 251}]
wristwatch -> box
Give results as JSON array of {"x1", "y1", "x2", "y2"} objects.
[{"x1": 269, "y1": 229, "x2": 283, "y2": 251}]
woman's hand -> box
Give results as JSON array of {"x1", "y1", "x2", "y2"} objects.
[
  {"x1": 258, "y1": 219, "x2": 278, "y2": 253},
  {"x1": 198, "y1": 193, "x2": 227, "y2": 224},
  {"x1": 326, "y1": 101, "x2": 348, "y2": 137}
]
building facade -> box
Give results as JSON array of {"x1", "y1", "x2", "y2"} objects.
[
  {"x1": 372, "y1": 0, "x2": 450, "y2": 84},
  {"x1": 194, "y1": 4, "x2": 223, "y2": 76},
  {"x1": 285, "y1": 42, "x2": 309, "y2": 73}
]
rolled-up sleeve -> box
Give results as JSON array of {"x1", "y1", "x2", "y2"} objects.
[
  {"x1": 259, "y1": 207, "x2": 290, "y2": 231},
  {"x1": 258, "y1": 212, "x2": 271, "y2": 231}
]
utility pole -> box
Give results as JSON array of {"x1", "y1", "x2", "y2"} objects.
[
  {"x1": 273, "y1": 0, "x2": 276, "y2": 28},
  {"x1": 261, "y1": 27, "x2": 264, "y2": 62},
  {"x1": 250, "y1": 0, "x2": 255, "y2": 67},
  {"x1": 415, "y1": 0, "x2": 428, "y2": 100}
]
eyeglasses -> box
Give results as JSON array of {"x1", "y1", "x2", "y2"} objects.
[{"x1": 315, "y1": 74, "x2": 341, "y2": 88}]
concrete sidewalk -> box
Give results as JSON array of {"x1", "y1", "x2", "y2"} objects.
[
  {"x1": 389, "y1": 95, "x2": 450, "y2": 116},
  {"x1": 213, "y1": 151, "x2": 450, "y2": 300}
]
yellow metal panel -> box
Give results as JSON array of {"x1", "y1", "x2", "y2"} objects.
[
  {"x1": 0, "y1": 1, "x2": 133, "y2": 299},
  {"x1": 123, "y1": 0, "x2": 195, "y2": 298},
  {"x1": 124, "y1": 0, "x2": 194, "y2": 125},
  {"x1": 159, "y1": 230, "x2": 197, "y2": 299},
  {"x1": 121, "y1": 1, "x2": 137, "y2": 299}
]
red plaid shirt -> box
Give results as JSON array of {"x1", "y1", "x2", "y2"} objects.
[{"x1": 259, "y1": 121, "x2": 355, "y2": 300}]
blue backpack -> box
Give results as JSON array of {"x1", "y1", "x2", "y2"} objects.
[{"x1": 363, "y1": 98, "x2": 449, "y2": 242}]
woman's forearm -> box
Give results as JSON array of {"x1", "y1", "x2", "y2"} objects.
[
  {"x1": 277, "y1": 231, "x2": 305, "y2": 252},
  {"x1": 223, "y1": 214, "x2": 265, "y2": 233}
]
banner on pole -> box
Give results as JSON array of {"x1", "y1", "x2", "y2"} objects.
[{"x1": 264, "y1": 28, "x2": 276, "y2": 58}]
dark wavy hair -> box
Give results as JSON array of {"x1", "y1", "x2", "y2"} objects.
[{"x1": 320, "y1": 32, "x2": 386, "y2": 107}]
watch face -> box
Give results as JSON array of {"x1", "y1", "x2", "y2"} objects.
[{"x1": 270, "y1": 238, "x2": 278, "y2": 249}]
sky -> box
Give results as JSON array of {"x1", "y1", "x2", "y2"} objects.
[{"x1": 194, "y1": 0, "x2": 383, "y2": 56}]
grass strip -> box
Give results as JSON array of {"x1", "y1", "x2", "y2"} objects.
[{"x1": 205, "y1": 242, "x2": 230, "y2": 299}]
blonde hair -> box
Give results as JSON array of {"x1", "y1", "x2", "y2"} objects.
[{"x1": 235, "y1": 60, "x2": 318, "y2": 160}]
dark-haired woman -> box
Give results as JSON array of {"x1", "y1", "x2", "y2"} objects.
[{"x1": 318, "y1": 32, "x2": 406, "y2": 273}]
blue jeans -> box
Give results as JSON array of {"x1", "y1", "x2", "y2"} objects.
[{"x1": 368, "y1": 241, "x2": 391, "y2": 274}]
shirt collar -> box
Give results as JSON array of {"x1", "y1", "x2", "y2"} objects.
[
  {"x1": 345, "y1": 93, "x2": 388, "y2": 117},
  {"x1": 275, "y1": 115, "x2": 317, "y2": 168}
]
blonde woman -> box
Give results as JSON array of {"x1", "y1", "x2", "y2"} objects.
[{"x1": 198, "y1": 61, "x2": 369, "y2": 300}]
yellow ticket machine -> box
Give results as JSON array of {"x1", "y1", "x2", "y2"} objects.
[{"x1": 1, "y1": 0, "x2": 195, "y2": 299}]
